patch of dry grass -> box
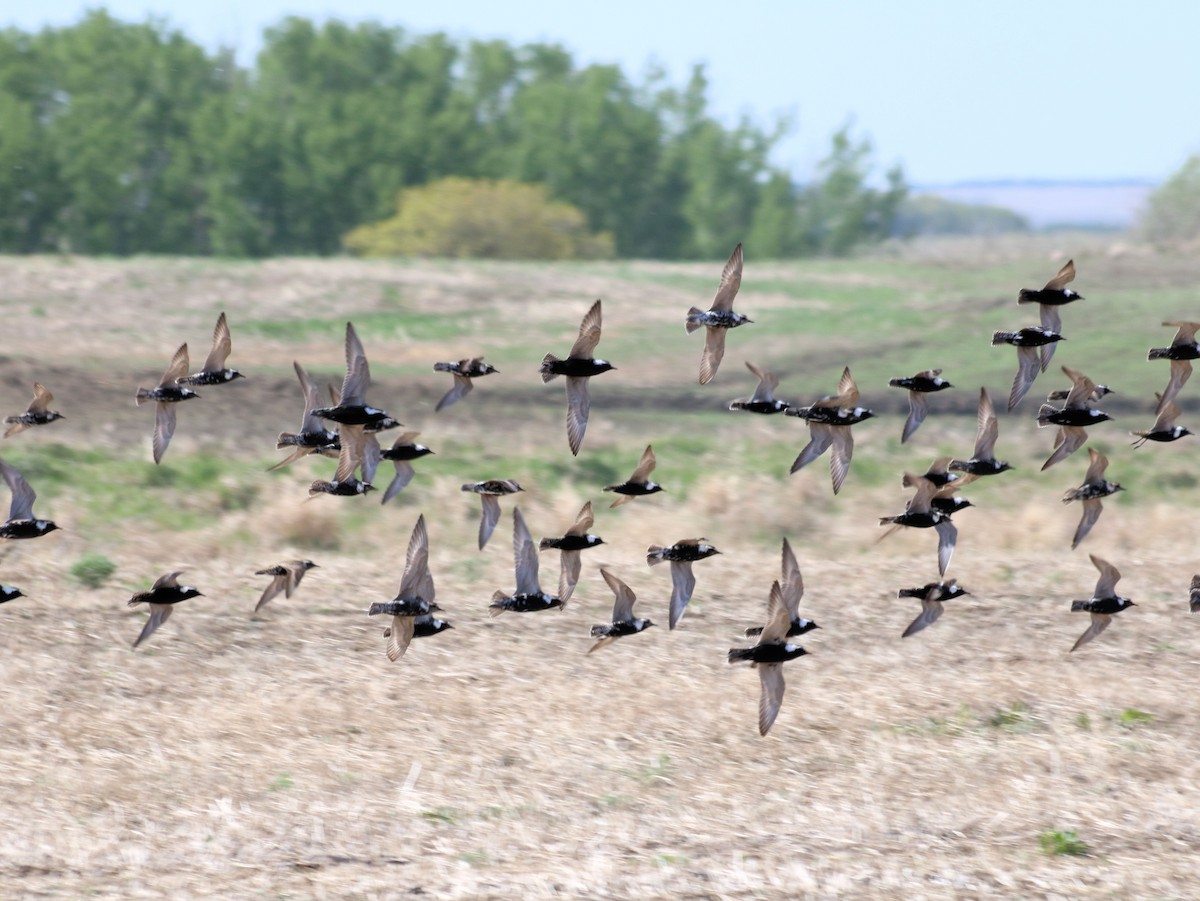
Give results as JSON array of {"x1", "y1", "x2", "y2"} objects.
[{"x1": 0, "y1": 247, "x2": 1199, "y2": 898}]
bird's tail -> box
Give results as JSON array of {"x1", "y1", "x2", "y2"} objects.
[
  {"x1": 726, "y1": 647, "x2": 756, "y2": 663},
  {"x1": 991, "y1": 331, "x2": 1016, "y2": 345},
  {"x1": 275, "y1": 432, "x2": 298, "y2": 449},
  {"x1": 537, "y1": 537, "x2": 558, "y2": 550},
  {"x1": 1017, "y1": 289, "x2": 1039, "y2": 304},
  {"x1": 539, "y1": 354, "x2": 560, "y2": 383},
  {"x1": 1147, "y1": 347, "x2": 1172, "y2": 360},
  {"x1": 433, "y1": 362, "x2": 457, "y2": 373},
  {"x1": 1036, "y1": 404, "x2": 1057, "y2": 428},
  {"x1": 645, "y1": 546, "x2": 667, "y2": 565},
  {"x1": 134, "y1": 388, "x2": 153, "y2": 406},
  {"x1": 684, "y1": 308, "x2": 704, "y2": 334},
  {"x1": 1069, "y1": 600, "x2": 1091, "y2": 612}
]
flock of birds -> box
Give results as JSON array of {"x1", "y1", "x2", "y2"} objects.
[{"x1": 2, "y1": 248, "x2": 1199, "y2": 735}]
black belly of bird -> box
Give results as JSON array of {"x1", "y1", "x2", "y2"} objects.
[
  {"x1": 898, "y1": 583, "x2": 967, "y2": 602},
  {"x1": 890, "y1": 377, "x2": 951, "y2": 392},
  {"x1": 949, "y1": 458, "x2": 1010, "y2": 476},
  {"x1": 1071, "y1": 596, "x2": 1130, "y2": 615},
  {"x1": 1148, "y1": 344, "x2": 1200, "y2": 361},
  {"x1": 131, "y1": 586, "x2": 201, "y2": 606},
  {"x1": 692, "y1": 310, "x2": 748, "y2": 329},
  {"x1": 279, "y1": 430, "x2": 339, "y2": 449},
  {"x1": 177, "y1": 370, "x2": 241, "y2": 386},
  {"x1": 1136, "y1": 429, "x2": 1190, "y2": 444},
  {"x1": 381, "y1": 445, "x2": 434, "y2": 462},
  {"x1": 492, "y1": 593, "x2": 562, "y2": 613},
  {"x1": 653, "y1": 545, "x2": 719, "y2": 562},
  {"x1": 310, "y1": 479, "x2": 372, "y2": 496},
  {"x1": 931, "y1": 497, "x2": 972, "y2": 516},
  {"x1": 882, "y1": 511, "x2": 942, "y2": 529},
  {"x1": 5, "y1": 412, "x2": 61, "y2": 427},
  {"x1": 786, "y1": 406, "x2": 873, "y2": 425},
  {"x1": 1019, "y1": 288, "x2": 1082, "y2": 305},
  {"x1": 313, "y1": 405, "x2": 398, "y2": 428},
  {"x1": 540, "y1": 357, "x2": 613, "y2": 378},
  {"x1": 731, "y1": 400, "x2": 789, "y2": 414},
  {"x1": 369, "y1": 599, "x2": 440, "y2": 617},
  {"x1": 606, "y1": 483, "x2": 662, "y2": 497},
  {"x1": 592, "y1": 621, "x2": 643, "y2": 639},
  {"x1": 745, "y1": 617, "x2": 819, "y2": 638},
  {"x1": 0, "y1": 586, "x2": 24, "y2": 603},
  {"x1": 414, "y1": 618, "x2": 453, "y2": 638},
  {"x1": 1064, "y1": 482, "x2": 1120, "y2": 502},
  {"x1": 142, "y1": 387, "x2": 198, "y2": 403},
  {"x1": 1039, "y1": 409, "x2": 1111, "y2": 427},
  {"x1": 541, "y1": 535, "x2": 599, "y2": 552},
  {"x1": 728, "y1": 644, "x2": 807, "y2": 664},
  {"x1": 0, "y1": 519, "x2": 57, "y2": 539},
  {"x1": 994, "y1": 329, "x2": 1063, "y2": 347}
]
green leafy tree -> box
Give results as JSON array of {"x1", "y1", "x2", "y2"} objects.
[
  {"x1": 1139, "y1": 154, "x2": 1200, "y2": 243},
  {"x1": 343, "y1": 177, "x2": 613, "y2": 259}
]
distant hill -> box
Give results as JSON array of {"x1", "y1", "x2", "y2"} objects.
[{"x1": 914, "y1": 180, "x2": 1155, "y2": 230}]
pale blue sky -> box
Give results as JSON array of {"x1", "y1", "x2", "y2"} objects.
[{"x1": 5, "y1": 1, "x2": 1195, "y2": 185}]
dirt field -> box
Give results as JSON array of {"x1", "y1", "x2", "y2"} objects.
[{"x1": 0, "y1": 246, "x2": 1198, "y2": 899}]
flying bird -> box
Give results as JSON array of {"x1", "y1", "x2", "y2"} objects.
[
  {"x1": 949, "y1": 388, "x2": 1012, "y2": 476},
  {"x1": 786, "y1": 367, "x2": 874, "y2": 494},
  {"x1": 489, "y1": 508, "x2": 562, "y2": 614},
  {"x1": 433, "y1": 357, "x2": 498, "y2": 412},
  {"x1": 3, "y1": 383, "x2": 64, "y2": 438},
  {"x1": 1037, "y1": 366, "x2": 1112, "y2": 470},
  {"x1": 728, "y1": 361, "x2": 789, "y2": 414},
  {"x1": 0, "y1": 585, "x2": 23, "y2": 604},
  {"x1": 888, "y1": 369, "x2": 952, "y2": 443},
  {"x1": 540, "y1": 299, "x2": 615, "y2": 455},
  {"x1": 1017, "y1": 259, "x2": 1082, "y2": 370},
  {"x1": 745, "y1": 538, "x2": 818, "y2": 638},
  {"x1": 878, "y1": 473, "x2": 958, "y2": 577},
  {"x1": 1131, "y1": 393, "x2": 1193, "y2": 447},
  {"x1": 253, "y1": 559, "x2": 319, "y2": 613},
  {"x1": 646, "y1": 538, "x2": 721, "y2": 629},
  {"x1": 0, "y1": 458, "x2": 59, "y2": 540},
  {"x1": 538, "y1": 501, "x2": 604, "y2": 603},
  {"x1": 588, "y1": 567, "x2": 655, "y2": 653},
  {"x1": 686, "y1": 243, "x2": 752, "y2": 384},
  {"x1": 461, "y1": 479, "x2": 523, "y2": 550},
  {"x1": 1061, "y1": 448, "x2": 1122, "y2": 550},
  {"x1": 311, "y1": 322, "x2": 401, "y2": 429},
  {"x1": 365, "y1": 432, "x2": 434, "y2": 504},
  {"x1": 1069, "y1": 555, "x2": 1135, "y2": 652},
  {"x1": 603, "y1": 445, "x2": 663, "y2": 507},
  {"x1": 367, "y1": 514, "x2": 442, "y2": 660},
  {"x1": 270, "y1": 361, "x2": 340, "y2": 471},
  {"x1": 128, "y1": 571, "x2": 203, "y2": 648},
  {"x1": 176, "y1": 312, "x2": 244, "y2": 386},
  {"x1": 897, "y1": 580, "x2": 970, "y2": 638},
  {"x1": 135, "y1": 343, "x2": 200, "y2": 464},
  {"x1": 992, "y1": 327, "x2": 1064, "y2": 410},
  {"x1": 1189, "y1": 575, "x2": 1200, "y2": 614},
  {"x1": 1148, "y1": 321, "x2": 1200, "y2": 413},
  {"x1": 308, "y1": 424, "x2": 374, "y2": 497},
  {"x1": 728, "y1": 580, "x2": 808, "y2": 736}
]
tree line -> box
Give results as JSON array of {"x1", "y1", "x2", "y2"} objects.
[{"x1": 0, "y1": 12, "x2": 910, "y2": 259}]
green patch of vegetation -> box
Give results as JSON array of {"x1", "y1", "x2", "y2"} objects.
[
  {"x1": 239, "y1": 309, "x2": 468, "y2": 346},
  {"x1": 632, "y1": 753, "x2": 674, "y2": 785},
  {"x1": 267, "y1": 773, "x2": 294, "y2": 792},
  {"x1": 1038, "y1": 829, "x2": 1089, "y2": 857},
  {"x1": 69, "y1": 553, "x2": 117, "y2": 590},
  {"x1": 1075, "y1": 713, "x2": 1092, "y2": 731},
  {"x1": 1117, "y1": 708, "x2": 1154, "y2": 728},
  {"x1": 457, "y1": 851, "x2": 489, "y2": 866},
  {"x1": 421, "y1": 806, "x2": 463, "y2": 825},
  {"x1": 984, "y1": 701, "x2": 1037, "y2": 733}
]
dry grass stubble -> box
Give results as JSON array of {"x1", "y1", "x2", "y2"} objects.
[{"x1": 0, "y1": 253, "x2": 1198, "y2": 898}]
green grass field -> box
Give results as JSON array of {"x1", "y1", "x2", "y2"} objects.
[{"x1": 1, "y1": 236, "x2": 1198, "y2": 898}]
